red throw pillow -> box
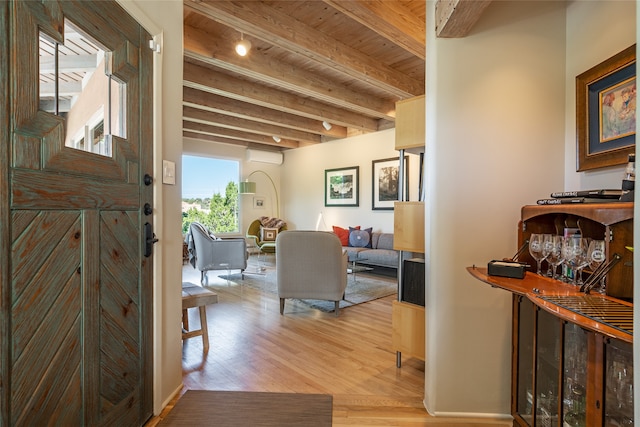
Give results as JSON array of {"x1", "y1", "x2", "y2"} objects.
[{"x1": 332, "y1": 225, "x2": 359, "y2": 246}]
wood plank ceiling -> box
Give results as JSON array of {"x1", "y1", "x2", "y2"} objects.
[{"x1": 182, "y1": 0, "x2": 490, "y2": 152}]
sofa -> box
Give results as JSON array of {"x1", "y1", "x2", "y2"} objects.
[{"x1": 340, "y1": 231, "x2": 399, "y2": 270}]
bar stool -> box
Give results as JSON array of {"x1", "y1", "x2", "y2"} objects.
[{"x1": 182, "y1": 282, "x2": 218, "y2": 352}]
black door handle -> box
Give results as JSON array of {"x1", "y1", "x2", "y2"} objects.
[{"x1": 144, "y1": 222, "x2": 158, "y2": 257}]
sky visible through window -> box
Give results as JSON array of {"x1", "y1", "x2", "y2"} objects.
[{"x1": 182, "y1": 155, "x2": 239, "y2": 199}]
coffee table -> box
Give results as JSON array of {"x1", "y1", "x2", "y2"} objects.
[{"x1": 347, "y1": 254, "x2": 373, "y2": 282}]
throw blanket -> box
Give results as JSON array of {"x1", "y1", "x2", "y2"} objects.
[{"x1": 259, "y1": 216, "x2": 286, "y2": 229}]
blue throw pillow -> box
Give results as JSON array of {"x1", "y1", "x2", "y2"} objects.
[{"x1": 349, "y1": 227, "x2": 373, "y2": 248}]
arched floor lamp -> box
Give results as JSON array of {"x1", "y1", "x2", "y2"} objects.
[{"x1": 239, "y1": 170, "x2": 280, "y2": 218}]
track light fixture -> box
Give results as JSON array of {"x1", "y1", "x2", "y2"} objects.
[
  {"x1": 235, "y1": 33, "x2": 251, "y2": 57},
  {"x1": 272, "y1": 136, "x2": 281, "y2": 143},
  {"x1": 322, "y1": 121, "x2": 332, "y2": 131}
]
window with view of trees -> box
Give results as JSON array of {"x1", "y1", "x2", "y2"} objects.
[{"x1": 182, "y1": 155, "x2": 239, "y2": 234}]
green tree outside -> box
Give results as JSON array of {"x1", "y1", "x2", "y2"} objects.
[{"x1": 182, "y1": 181, "x2": 239, "y2": 234}]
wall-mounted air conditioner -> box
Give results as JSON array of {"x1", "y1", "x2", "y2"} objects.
[{"x1": 246, "y1": 149, "x2": 283, "y2": 165}]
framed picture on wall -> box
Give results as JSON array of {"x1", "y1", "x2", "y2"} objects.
[
  {"x1": 253, "y1": 196, "x2": 265, "y2": 209},
  {"x1": 576, "y1": 44, "x2": 636, "y2": 171},
  {"x1": 325, "y1": 166, "x2": 359, "y2": 207},
  {"x1": 372, "y1": 157, "x2": 408, "y2": 210}
]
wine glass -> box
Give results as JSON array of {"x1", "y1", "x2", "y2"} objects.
[
  {"x1": 529, "y1": 233, "x2": 547, "y2": 275},
  {"x1": 542, "y1": 234, "x2": 553, "y2": 276},
  {"x1": 574, "y1": 238, "x2": 591, "y2": 286},
  {"x1": 564, "y1": 237, "x2": 588, "y2": 286},
  {"x1": 545, "y1": 235, "x2": 564, "y2": 280},
  {"x1": 588, "y1": 240, "x2": 606, "y2": 293}
]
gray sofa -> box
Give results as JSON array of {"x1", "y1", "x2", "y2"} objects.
[{"x1": 342, "y1": 232, "x2": 398, "y2": 269}]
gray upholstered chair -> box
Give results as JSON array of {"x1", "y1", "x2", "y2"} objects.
[
  {"x1": 276, "y1": 230, "x2": 348, "y2": 316},
  {"x1": 187, "y1": 222, "x2": 248, "y2": 285}
]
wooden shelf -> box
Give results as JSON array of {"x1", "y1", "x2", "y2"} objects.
[
  {"x1": 395, "y1": 95, "x2": 425, "y2": 153},
  {"x1": 391, "y1": 301, "x2": 425, "y2": 361},
  {"x1": 393, "y1": 201, "x2": 424, "y2": 252},
  {"x1": 518, "y1": 202, "x2": 633, "y2": 299},
  {"x1": 468, "y1": 267, "x2": 632, "y2": 343}
]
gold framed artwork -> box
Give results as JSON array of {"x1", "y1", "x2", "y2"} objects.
[{"x1": 576, "y1": 45, "x2": 636, "y2": 171}]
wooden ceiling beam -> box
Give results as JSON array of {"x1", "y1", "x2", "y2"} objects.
[
  {"x1": 183, "y1": 87, "x2": 348, "y2": 139},
  {"x1": 183, "y1": 131, "x2": 288, "y2": 152},
  {"x1": 184, "y1": 0, "x2": 424, "y2": 98},
  {"x1": 184, "y1": 24, "x2": 396, "y2": 120},
  {"x1": 183, "y1": 106, "x2": 322, "y2": 144},
  {"x1": 435, "y1": 0, "x2": 492, "y2": 38},
  {"x1": 183, "y1": 61, "x2": 380, "y2": 132},
  {"x1": 183, "y1": 120, "x2": 300, "y2": 149},
  {"x1": 322, "y1": 0, "x2": 425, "y2": 60}
]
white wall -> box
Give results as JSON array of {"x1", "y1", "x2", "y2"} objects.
[
  {"x1": 425, "y1": 0, "x2": 567, "y2": 417},
  {"x1": 564, "y1": 1, "x2": 637, "y2": 190},
  {"x1": 282, "y1": 128, "x2": 422, "y2": 232},
  {"x1": 117, "y1": 0, "x2": 184, "y2": 414},
  {"x1": 425, "y1": 0, "x2": 636, "y2": 418}
]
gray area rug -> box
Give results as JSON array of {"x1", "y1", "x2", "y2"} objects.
[{"x1": 217, "y1": 265, "x2": 397, "y2": 312}]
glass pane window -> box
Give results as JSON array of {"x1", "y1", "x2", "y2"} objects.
[
  {"x1": 182, "y1": 155, "x2": 240, "y2": 235},
  {"x1": 38, "y1": 19, "x2": 127, "y2": 157}
]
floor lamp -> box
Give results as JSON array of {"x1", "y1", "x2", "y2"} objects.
[{"x1": 239, "y1": 170, "x2": 280, "y2": 218}]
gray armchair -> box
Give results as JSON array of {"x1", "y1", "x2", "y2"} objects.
[
  {"x1": 276, "y1": 230, "x2": 348, "y2": 316},
  {"x1": 187, "y1": 222, "x2": 248, "y2": 285}
]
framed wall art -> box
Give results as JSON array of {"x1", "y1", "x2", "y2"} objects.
[
  {"x1": 325, "y1": 166, "x2": 359, "y2": 207},
  {"x1": 253, "y1": 196, "x2": 265, "y2": 209},
  {"x1": 576, "y1": 44, "x2": 636, "y2": 171},
  {"x1": 372, "y1": 157, "x2": 408, "y2": 210}
]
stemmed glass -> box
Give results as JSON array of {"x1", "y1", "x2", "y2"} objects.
[
  {"x1": 588, "y1": 240, "x2": 606, "y2": 293},
  {"x1": 544, "y1": 235, "x2": 564, "y2": 280},
  {"x1": 564, "y1": 237, "x2": 589, "y2": 286},
  {"x1": 529, "y1": 233, "x2": 548, "y2": 276},
  {"x1": 542, "y1": 234, "x2": 554, "y2": 277}
]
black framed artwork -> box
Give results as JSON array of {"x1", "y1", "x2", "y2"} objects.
[
  {"x1": 324, "y1": 166, "x2": 359, "y2": 207},
  {"x1": 371, "y1": 157, "x2": 408, "y2": 210}
]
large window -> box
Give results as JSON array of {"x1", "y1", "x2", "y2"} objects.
[{"x1": 182, "y1": 155, "x2": 239, "y2": 234}]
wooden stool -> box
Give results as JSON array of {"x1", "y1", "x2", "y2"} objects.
[{"x1": 182, "y1": 282, "x2": 218, "y2": 352}]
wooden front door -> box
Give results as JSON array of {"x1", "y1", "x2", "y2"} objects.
[{"x1": 1, "y1": 1, "x2": 154, "y2": 425}]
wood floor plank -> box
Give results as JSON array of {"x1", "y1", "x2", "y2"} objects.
[{"x1": 147, "y1": 256, "x2": 510, "y2": 427}]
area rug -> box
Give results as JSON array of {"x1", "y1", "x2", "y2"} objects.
[
  {"x1": 158, "y1": 390, "x2": 332, "y2": 426},
  {"x1": 218, "y1": 266, "x2": 397, "y2": 312}
]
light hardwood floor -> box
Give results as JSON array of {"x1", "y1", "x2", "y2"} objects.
[{"x1": 147, "y1": 255, "x2": 511, "y2": 426}]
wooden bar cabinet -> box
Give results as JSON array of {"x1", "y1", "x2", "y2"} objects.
[{"x1": 469, "y1": 203, "x2": 634, "y2": 427}]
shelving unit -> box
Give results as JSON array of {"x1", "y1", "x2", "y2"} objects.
[
  {"x1": 392, "y1": 95, "x2": 425, "y2": 367},
  {"x1": 468, "y1": 203, "x2": 634, "y2": 425}
]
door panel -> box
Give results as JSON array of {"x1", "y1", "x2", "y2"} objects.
[
  {"x1": 3, "y1": 1, "x2": 153, "y2": 425},
  {"x1": 11, "y1": 211, "x2": 82, "y2": 426}
]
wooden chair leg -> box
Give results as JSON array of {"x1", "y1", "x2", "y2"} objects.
[
  {"x1": 334, "y1": 301, "x2": 340, "y2": 317},
  {"x1": 199, "y1": 305, "x2": 209, "y2": 353},
  {"x1": 279, "y1": 298, "x2": 285, "y2": 315},
  {"x1": 182, "y1": 308, "x2": 189, "y2": 331}
]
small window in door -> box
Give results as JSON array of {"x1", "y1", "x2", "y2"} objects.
[{"x1": 38, "y1": 19, "x2": 127, "y2": 157}]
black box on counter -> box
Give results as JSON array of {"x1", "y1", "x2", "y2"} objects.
[{"x1": 487, "y1": 260, "x2": 527, "y2": 279}]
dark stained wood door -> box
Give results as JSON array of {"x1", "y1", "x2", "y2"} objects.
[{"x1": 1, "y1": 1, "x2": 153, "y2": 425}]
